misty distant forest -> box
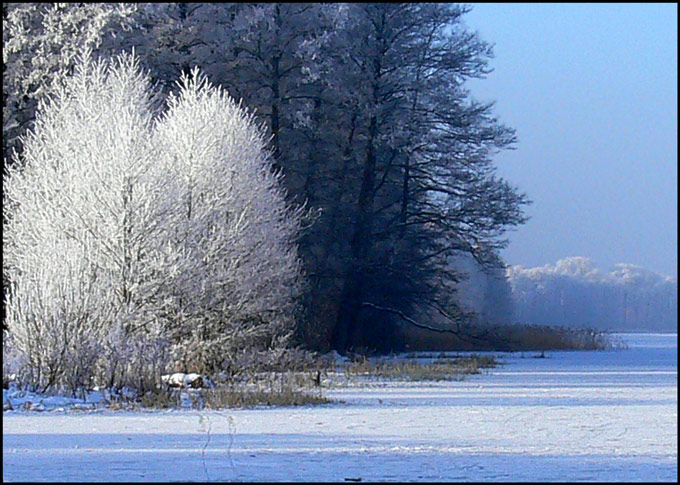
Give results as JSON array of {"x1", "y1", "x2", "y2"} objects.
[
  {"x1": 456, "y1": 255, "x2": 677, "y2": 333},
  {"x1": 2, "y1": 4, "x2": 676, "y2": 394}
]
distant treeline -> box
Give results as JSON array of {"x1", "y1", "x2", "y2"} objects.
[
  {"x1": 500, "y1": 257, "x2": 676, "y2": 332},
  {"x1": 453, "y1": 256, "x2": 677, "y2": 333}
]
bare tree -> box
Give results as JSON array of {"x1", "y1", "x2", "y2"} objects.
[{"x1": 325, "y1": 4, "x2": 529, "y2": 352}]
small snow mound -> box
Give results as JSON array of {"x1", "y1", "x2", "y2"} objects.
[{"x1": 161, "y1": 372, "x2": 212, "y2": 389}]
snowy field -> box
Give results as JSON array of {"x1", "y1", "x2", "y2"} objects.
[{"x1": 3, "y1": 333, "x2": 677, "y2": 482}]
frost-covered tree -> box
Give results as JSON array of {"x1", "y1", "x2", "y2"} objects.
[
  {"x1": 4, "y1": 52, "x2": 305, "y2": 391},
  {"x1": 4, "y1": 3, "x2": 530, "y2": 355},
  {"x1": 3, "y1": 4, "x2": 145, "y2": 334},
  {"x1": 4, "y1": 52, "x2": 168, "y2": 391},
  {"x1": 152, "y1": 68, "x2": 305, "y2": 373}
]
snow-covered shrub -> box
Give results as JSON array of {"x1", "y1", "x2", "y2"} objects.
[
  {"x1": 100, "y1": 321, "x2": 172, "y2": 395},
  {"x1": 3, "y1": 330, "x2": 23, "y2": 389},
  {"x1": 3, "y1": 51, "x2": 305, "y2": 392}
]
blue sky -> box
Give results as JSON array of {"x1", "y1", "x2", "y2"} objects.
[{"x1": 463, "y1": 3, "x2": 677, "y2": 277}]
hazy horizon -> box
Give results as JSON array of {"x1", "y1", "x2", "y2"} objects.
[
  {"x1": 506, "y1": 255, "x2": 678, "y2": 281},
  {"x1": 464, "y1": 3, "x2": 678, "y2": 278}
]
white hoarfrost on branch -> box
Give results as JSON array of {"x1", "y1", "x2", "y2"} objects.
[
  {"x1": 2, "y1": 3, "x2": 140, "y2": 158},
  {"x1": 153, "y1": 67, "x2": 306, "y2": 373},
  {"x1": 3, "y1": 51, "x2": 306, "y2": 393}
]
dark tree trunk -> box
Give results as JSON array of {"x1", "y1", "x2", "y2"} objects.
[{"x1": 332, "y1": 114, "x2": 378, "y2": 352}]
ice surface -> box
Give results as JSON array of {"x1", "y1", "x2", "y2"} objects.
[{"x1": 3, "y1": 333, "x2": 677, "y2": 482}]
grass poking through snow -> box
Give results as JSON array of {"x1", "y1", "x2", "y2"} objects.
[{"x1": 345, "y1": 354, "x2": 498, "y2": 382}]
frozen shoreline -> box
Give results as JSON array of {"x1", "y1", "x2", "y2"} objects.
[{"x1": 3, "y1": 333, "x2": 677, "y2": 482}]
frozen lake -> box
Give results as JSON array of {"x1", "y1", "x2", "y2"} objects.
[{"x1": 3, "y1": 333, "x2": 677, "y2": 482}]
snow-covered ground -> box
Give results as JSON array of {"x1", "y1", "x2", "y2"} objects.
[{"x1": 3, "y1": 333, "x2": 677, "y2": 482}]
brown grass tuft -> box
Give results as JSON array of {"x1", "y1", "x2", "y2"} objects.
[{"x1": 345, "y1": 354, "x2": 498, "y2": 381}]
